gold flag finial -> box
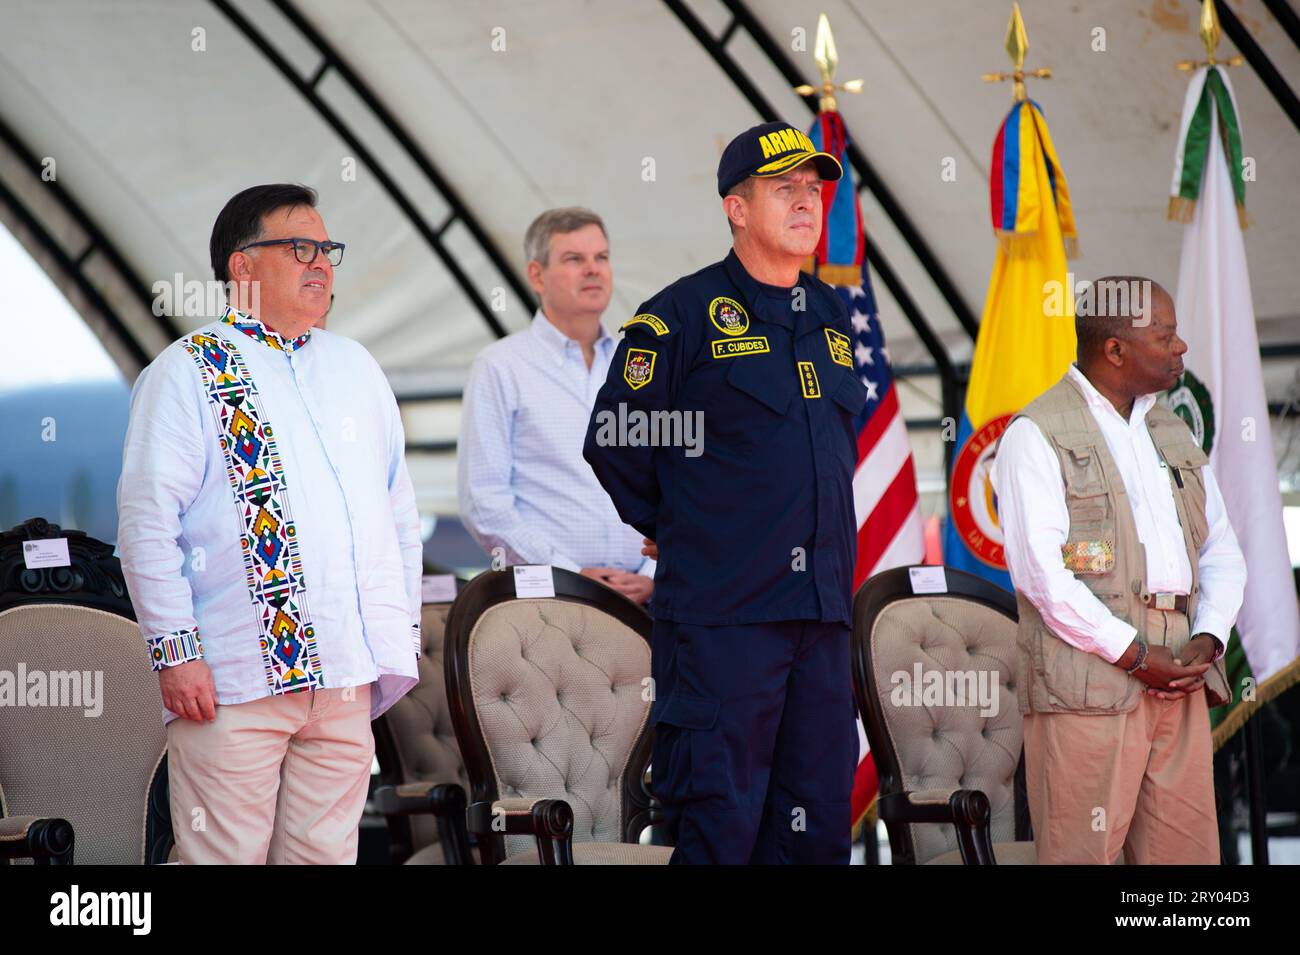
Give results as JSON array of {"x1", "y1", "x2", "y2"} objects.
[
  {"x1": 814, "y1": 12, "x2": 838, "y2": 81},
  {"x1": 1200, "y1": 0, "x2": 1222, "y2": 60},
  {"x1": 982, "y1": 3, "x2": 1051, "y2": 101},
  {"x1": 793, "y1": 14, "x2": 864, "y2": 112},
  {"x1": 1177, "y1": 0, "x2": 1244, "y2": 71},
  {"x1": 1005, "y1": 1, "x2": 1028, "y2": 71}
]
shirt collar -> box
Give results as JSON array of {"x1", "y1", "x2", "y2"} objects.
[
  {"x1": 1067, "y1": 362, "x2": 1156, "y2": 424},
  {"x1": 721, "y1": 249, "x2": 825, "y2": 332},
  {"x1": 220, "y1": 305, "x2": 312, "y2": 353},
  {"x1": 531, "y1": 309, "x2": 612, "y2": 366}
]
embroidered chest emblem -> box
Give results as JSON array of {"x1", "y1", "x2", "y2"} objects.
[
  {"x1": 709, "y1": 296, "x2": 750, "y2": 337},
  {"x1": 182, "y1": 331, "x2": 324, "y2": 694}
]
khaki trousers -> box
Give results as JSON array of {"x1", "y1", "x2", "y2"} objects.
[
  {"x1": 1023, "y1": 610, "x2": 1219, "y2": 865},
  {"x1": 167, "y1": 684, "x2": 374, "y2": 864}
]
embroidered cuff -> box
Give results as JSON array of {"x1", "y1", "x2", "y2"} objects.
[
  {"x1": 412, "y1": 622, "x2": 423, "y2": 660},
  {"x1": 148, "y1": 627, "x2": 203, "y2": 671}
]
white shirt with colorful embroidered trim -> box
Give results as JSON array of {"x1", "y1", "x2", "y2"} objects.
[{"x1": 117, "y1": 305, "x2": 421, "y2": 725}]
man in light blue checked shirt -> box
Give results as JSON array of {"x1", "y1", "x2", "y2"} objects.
[{"x1": 458, "y1": 208, "x2": 654, "y2": 605}]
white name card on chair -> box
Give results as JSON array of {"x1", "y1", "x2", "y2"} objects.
[
  {"x1": 421, "y1": 574, "x2": 458, "y2": 603},
  {"x1": 23, "y1": 538, "x2": 70, "y2": 570},
  {"x1": 513, "y1": 565, "x2": 556, "y2": 599},
  {"x1": 908, "y1": 566, "x2": 948, "y2": 594}
]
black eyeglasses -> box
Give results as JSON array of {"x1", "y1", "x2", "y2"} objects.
[{"x1": 238, "y1": 237, "x2": 346, "y2": 267}]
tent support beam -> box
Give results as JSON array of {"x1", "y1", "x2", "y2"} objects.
[
  {"x1": 0, "y1": 174, "x2": 149, "y2": 370},
  {"x1": 715, "y1": 0, "x2": 980, "y2": 342},
  {"x1": 0, "y1": 113, "x2": 174, "y2": 372},
  {"x1": 221, "y1": 0, "x2": 534, "y2": 339},
  {"x1": 274, "y1": 0, "x2": 532, "y2": 323},
  {"x1": 662, "y1": 0, "x2": 966, "y2": 469},
  {"x1": 1219, "y1": 0, "x2": 1300, "y2": 136}
]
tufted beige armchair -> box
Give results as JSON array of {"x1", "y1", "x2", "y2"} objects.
[
  {"x1": 372, "y1": 597, "x2": 476, "y2": 864},
  {"x1": 0, "y1": 519, "x2": 174, "y2": 865},
  {"x1": 441, "y1": 568, "x2": 671, "y2": 865},
  {"x1": 852, "y1": 566, "x2": 1036, "y2": 865}
]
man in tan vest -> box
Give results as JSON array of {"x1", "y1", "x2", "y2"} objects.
[{"x1": 991, "y1": 276, "x2": 1245, "y2": 864}]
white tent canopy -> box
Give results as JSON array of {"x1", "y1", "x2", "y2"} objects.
[{"x1": 3, "y1": 0, "x2": 1298, "y2": 517}]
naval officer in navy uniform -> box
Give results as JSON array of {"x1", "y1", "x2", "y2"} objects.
[{"x1": 583, "y1": 121, "x2": 867, "y2": 864}]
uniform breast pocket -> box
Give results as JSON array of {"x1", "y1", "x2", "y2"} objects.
[{"x1": 717, "y1": 356, "x2": 795, "y2": 441}]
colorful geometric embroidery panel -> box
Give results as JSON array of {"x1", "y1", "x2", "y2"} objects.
[
  {"x1": 220, "y1": 305, "x2": 311, "y2": 352},
  {"x1": 148, "y1": 627, "x2": 204, "y2": 671},
  {"x1": 182, "y1": 329, "x2": 324, "y2": 695}
]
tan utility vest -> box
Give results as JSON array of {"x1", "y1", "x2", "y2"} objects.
[{"x1": 1004, "y1": 373, "x2": 1229, "y2": 715}]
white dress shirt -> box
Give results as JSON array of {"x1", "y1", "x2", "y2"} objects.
[
  {"x1": 118, "y1": 306, "x2": 421, "y2": 725},
  {"x1": 458, "y1": 309, "x2": 655, "y2": 576},
  {"x1": 991, "y1": 364, "x2": 1245, "y2": 664}
]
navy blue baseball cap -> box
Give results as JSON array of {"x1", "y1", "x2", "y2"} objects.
[{"x1": 717, "y1": 121, "x2": 843, "y2": 197}]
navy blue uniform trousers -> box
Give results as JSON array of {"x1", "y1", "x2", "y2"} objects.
[{"x1": 649, "y1": 618, "x2": 857, "y2": 864}]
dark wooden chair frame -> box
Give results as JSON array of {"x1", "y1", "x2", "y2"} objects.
[
  {"x1": 852, "y1": 565, "x2": 1033, "y2": 865},
  {"x1": 418, "y1": 567, "x2": 659, "y2": 865}
]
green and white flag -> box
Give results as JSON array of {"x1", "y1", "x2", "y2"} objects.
[{"x1": 1166, "y1": 65, "x2": 1300, "y2": 747}]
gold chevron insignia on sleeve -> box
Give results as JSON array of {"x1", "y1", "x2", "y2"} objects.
[{"x1": 621, "y1": 313, "x2": 670, "y2": 336}]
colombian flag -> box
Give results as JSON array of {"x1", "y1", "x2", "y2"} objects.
[{"x1": 942, "y1": 99, "x2": 1077, "y2": 588}]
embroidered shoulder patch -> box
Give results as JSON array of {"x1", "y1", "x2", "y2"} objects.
[
  {"x1": 825, "y1": 328, "x2": 853, "y2": 367},
  {"x1": 622, "y1": 313, "x2": 670, "y2": 337},
  {"x1": 623, "y1": 348, "x2": 656, "y2": 390}
]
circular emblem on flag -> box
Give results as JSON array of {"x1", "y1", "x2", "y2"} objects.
[
  {"x1": 949, "y1": 414, "x2": 1013, "y2": 570},
  {"x1": 1163, "y1": 370, "x2": 1215, "y2": 455},
  {"x1": 709, "y1": 296, "x2": 749, "y2": 337}
]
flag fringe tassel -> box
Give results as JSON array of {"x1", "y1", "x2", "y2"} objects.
[
  {"x1": 1211, "y1": 654, "x2": 1300, "y2": 751},
  {"x1": 816, "y1": 263, "x2": 868, "y2": 286},
  {"x1": 996, "y1": 230, "x2": 1078, "y2": 260},
  {"x1": 1167, "y1": 195, "x2": 1248, "y2": 230},
  {"x1": 850, "y1": 795, "x2": 879, "y2": 842}
]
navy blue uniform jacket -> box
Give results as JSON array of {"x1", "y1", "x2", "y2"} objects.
[{"x1": 583, "y1": 249, "x2": 866, "y2": 626}]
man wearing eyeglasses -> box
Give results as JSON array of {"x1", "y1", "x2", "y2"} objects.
[{"x1": 117, "y1": 183, "x2": 422, "y2": 864}]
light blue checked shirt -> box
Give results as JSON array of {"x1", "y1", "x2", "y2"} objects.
[
  {"x1": 458, "y1": 310, "x2": 655, "y2": 577},
  {"x1": 117, "y1": 307, "x2": 422, "y2": 725}
]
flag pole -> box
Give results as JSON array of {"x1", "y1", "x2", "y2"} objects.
[{"x1": 1171, "y1": 0, "x2": 1262, "y2": 864}]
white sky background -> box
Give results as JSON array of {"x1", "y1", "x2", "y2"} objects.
[{"x1": 0, "y1": 222, "x2": 122, "y2": 392}]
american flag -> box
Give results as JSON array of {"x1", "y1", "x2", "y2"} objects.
[
  {"x1": 840, "y1": 269, "x2": 925, "y2": 585},
  {"x1": 837, "y1": 265, "x2": 925, "y2": 840},
  {"x1": 808, "y1": 110, "x2": 925, "y2": 838}
]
